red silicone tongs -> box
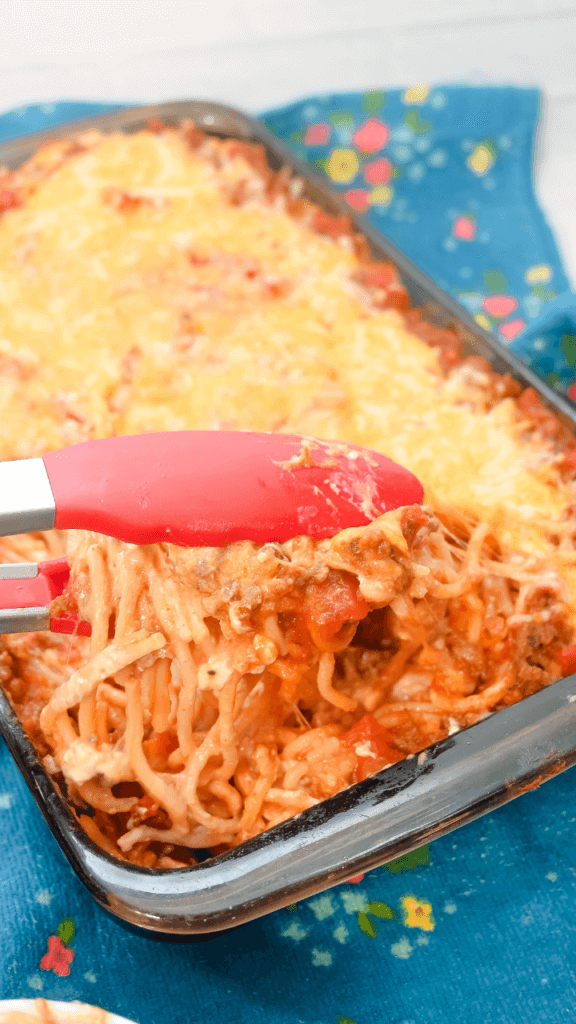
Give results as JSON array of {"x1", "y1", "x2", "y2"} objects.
[{"x1": 0, "y1": 431, "x2": 423, "y2": 635}]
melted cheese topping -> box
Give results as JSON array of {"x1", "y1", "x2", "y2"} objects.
[{"x1": 0, "y1": 129, "x2": 571, "y2": 572}]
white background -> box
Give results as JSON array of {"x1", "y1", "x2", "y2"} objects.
[{"x1": 1, "y1": 0, "x2": 575, "y2": 282}]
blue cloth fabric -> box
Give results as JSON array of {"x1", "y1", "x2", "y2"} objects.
[
  {"x1": 511, "y1": 291, "x2": 576, "y2": 394},
  {"x1": 1, "y1": 91, "x2": 575, "y2": 1024},
  {"x1": 262, "y1": 88, "x2": 571, "y2": 364},
  {"x1": 0, "y1": 102, "x2": 124, "y2": 142}
]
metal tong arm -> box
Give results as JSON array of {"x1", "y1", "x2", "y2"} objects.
[
  {"x1": 0, "y1": 558, "x2": 71, "y2": 634},
  {"x1": 0, "y1": 459, "x2": 56, "y2": 536}
]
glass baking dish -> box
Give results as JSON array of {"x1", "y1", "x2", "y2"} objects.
[{"x1": 1, "y1": 99, "x2": 576, "y2": 938}]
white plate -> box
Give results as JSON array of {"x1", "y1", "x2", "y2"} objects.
[{"x1": 0, "y1": 1000, "x2": 137, "y2": 1024}]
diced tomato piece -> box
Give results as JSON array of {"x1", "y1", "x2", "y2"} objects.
[
  {"x1": 481, "y1": 615, "x2": 508, "y2": 652},
  {"x1": 134, "y1": 794, "x2": 160, "y2": 820},
  {"x1": 494, "y1": 638, "x2": 513, "y2": 663},
  {"x1": 304, "y1": 569, "x2": 369, "y2": 650},
  {"x1": 353, "y1": 264, "x2": 410, "y2": 309},
  {"x1": 517, "y1": 387, "x2": 548, "y2": 423},
  {"x1": 404, "y1": 310, "x2": 462, "y2": 371},
  {"x1": 103, "y1": 189, "x2": 147, "y2": 213},
  {"x1": 558, "y1": 645, "x2": 576, "y2": 676},
  {"x1": 225, "y1": 141, "x2": 270, "y2": 178},
  {"x1": 181, "y1": 123, "x2": 204, "y2": 150},
  {"x1": 312, "y1": 210, "x2": 351, "y2": 239},
  {"x1": 340, "y1": 713, "x2": 405, "y2": 781},
  {"x1": 517, "y1": 387, "x2": 560, "y2": 440},
  {"x1": 146, "y1": 118, "x2": 167, "y2": 135},
  {"x1": 148, "y1": 117, "x2": 167, "y2": 133},
  {"x1": 142, "y1": 730, "x2": 179, "y2": 770},
  {"x1": 65, "y1": 140, "x2": 86, "y2": 157},
  {"x1": 356, "y1": 263, "x2": 398, "y2": 290},
  {"x1": 155, "y1": 731, "x2": 179, "y2": 758},
  {"x1": 464, "y1": 355, "x2": 492, "y2": 374},
  {"x1": 483, "y1": 615, "x2": 507, "y2": 638},
  {"x1": 437, "y1": 345, "x2": 461, "y2": 373},
  {"x1": 561, "y1": 444, "x2": 576, "y2": 472},
  {"x1": 188, "y1": 251, "x2": 211, "y2": 266},
  {"x1": 278, "y1": 612, "x2": 314, "y2": 661},
  {"x1": 0, "y1": 187, "x2": 22, "y2": 212},
  {"x1": 400, "y1": 505, "x2": 428, "y2": 546}
]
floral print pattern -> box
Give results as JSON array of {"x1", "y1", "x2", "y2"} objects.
[
  {"x1": 326, "y1": 148, "x2": 359, "y2": 183},
  {"x1": 39, "y1": 919, "x2": 75, "y2": 977},
  {"x1": 263, "y1": 86, "x2": 572, "y2": 393},
  {"x1": 400, "y1": 895, "x2": 435, "y2": 931},
  {"x1": 276, "y1": 845, "x2": 436, "y2": 977}
]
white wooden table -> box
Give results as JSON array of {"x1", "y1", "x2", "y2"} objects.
[{"x1": 2, "y1": 0, "x2": 575, "y2": 282}]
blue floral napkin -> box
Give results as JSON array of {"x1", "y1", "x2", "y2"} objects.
[
  {"x1": 0, "y1": 90, "x2": 576, "y2": 1024},
  {"x1": 263, "y1": 87, "x2": 572, "y2": 365}
]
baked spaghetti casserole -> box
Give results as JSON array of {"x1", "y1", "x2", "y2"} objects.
[{"x1": 1, "y1": 120, "x2": 576, "y2": 866}]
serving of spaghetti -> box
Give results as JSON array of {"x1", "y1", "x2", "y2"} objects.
[{"x1": 1, "y1": 120, "x2": 576, "y2": 867}]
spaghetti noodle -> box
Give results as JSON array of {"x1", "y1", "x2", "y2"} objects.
[
  {"x1": 0, "y1": 121, "x2": 576, "y2": 865},
  {"x1": 2, "y1": 505, "x2": 570, "y2": 865}
]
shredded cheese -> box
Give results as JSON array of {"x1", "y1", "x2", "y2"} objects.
[{"x1": 0, "y1": 128, "x2": 569, "y2": 573}]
